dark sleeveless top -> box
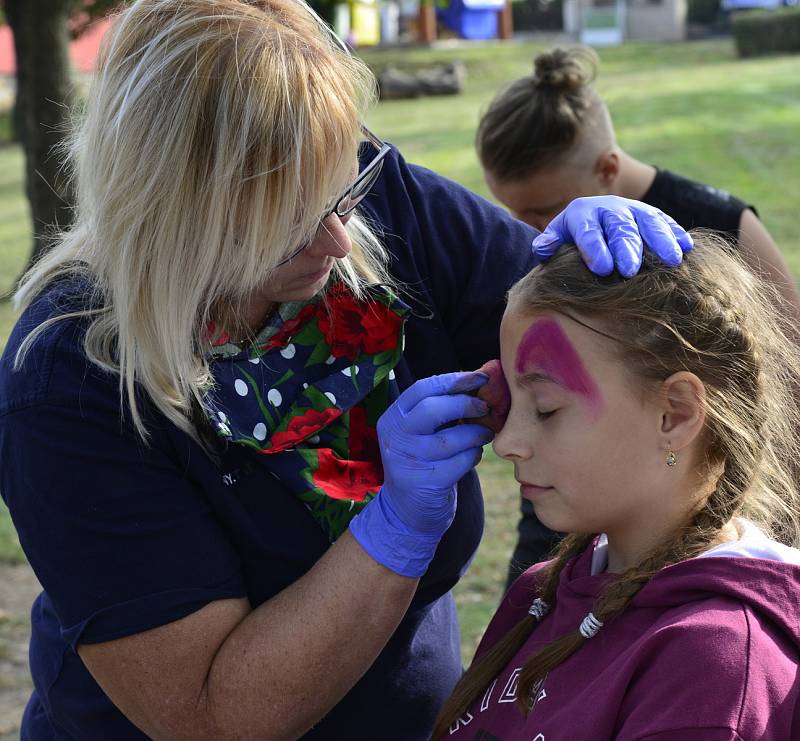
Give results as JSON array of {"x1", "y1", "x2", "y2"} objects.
[{"x1": 641, "y1": 169, "x2": 755, "y2": 238}]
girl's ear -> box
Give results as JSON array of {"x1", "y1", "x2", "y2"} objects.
[{"x1": 658, "y1": 371, "x2": 706, "y2": 451}]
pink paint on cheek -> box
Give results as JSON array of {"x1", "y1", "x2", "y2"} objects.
[{"x1": 515, "y1": 318, "x2": 605, "y2": 417}]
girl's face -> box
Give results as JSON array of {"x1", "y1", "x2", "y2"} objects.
[{"x1": 495, "y1": 309, "x2": 688, "y2": 558}]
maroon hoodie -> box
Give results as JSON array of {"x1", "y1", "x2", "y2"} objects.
[{"x1": 447, "y1": 526, "x2": 800, "y2": 740}]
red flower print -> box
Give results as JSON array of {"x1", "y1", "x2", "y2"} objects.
[
  {"x1": 348, "y1": 405, "x2": 380, "y2": 463},
  {"x1": 317, "y1": 284, "x2": 402, "y2": 361},
  {"x1": 212, "y1": 331, "x2": 232, "y2": 347},
  {"x1": 317, "y1": 290, "x2": 364, "y2": 360},
  {"x1": 312, "y1": 448, "x2": 383, "y2": 501},
  {"x1": 359, "y1": 302, "x2": 403, "y2": 355},
  {"x1": 259, "y1": 304, "x2": 318, "y2": 352},
  {"x1": 266, "y1": 406, "x2": 341, "y2": 452},
  {"x1": 206, "y1": 320, "x2": 232, "y2": 347}
]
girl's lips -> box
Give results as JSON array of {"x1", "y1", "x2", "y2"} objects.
[{"x1": 520, "y1": 483, "x2": 553, "y2": 498}]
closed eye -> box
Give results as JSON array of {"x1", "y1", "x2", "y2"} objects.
[{"x1": 536, "y1": 409, "x2": 558, "y2": 421}]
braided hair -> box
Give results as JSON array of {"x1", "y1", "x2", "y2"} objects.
[{"x1": 432, "y1": 233, "x2": 800, "y2": 737}]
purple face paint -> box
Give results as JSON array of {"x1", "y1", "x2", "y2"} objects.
[{"x1": 515, "y1": 318, "x2": 605, "y2": 417}]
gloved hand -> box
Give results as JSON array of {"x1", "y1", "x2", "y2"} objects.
[
  {"x1": 531, "y1": 196, "x2": 694, "y2": 278},
  {"x1": 349, "y1": 372, "x2": 494, "y2": 577}
]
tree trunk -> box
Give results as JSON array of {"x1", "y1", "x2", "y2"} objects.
[
  {"x1": 498, "y1": 0, "x2": 514, "y2": 40},
  {"x1": 8, "y1": 3, "x2": 27, "y2": 145},
  {"x1": 417, "y1": 3, "x2": 437, "y2": 44},
  {"x1": 6, "y1": 0, "x2": 75, "y2": 287}
]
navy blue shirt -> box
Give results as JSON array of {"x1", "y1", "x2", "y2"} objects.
[{"x1": 0, "y1": 147, "x2": 536, "y2": 740}]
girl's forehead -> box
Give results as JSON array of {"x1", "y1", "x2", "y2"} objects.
[
  {"x1": 503, "y1": 309, "x2": 607, "y2": 416},
  {"x1": 502, "y1": 308, "x2": 601, "y2": 348},
  {"x1": 511, "y1": 314, "x2": 589, "y2": 371},
  {"x1": 502, "y1": 309, "x2": 581, "y2": 346}
]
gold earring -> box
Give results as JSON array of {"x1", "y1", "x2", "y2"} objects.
[{"x1": 666, "y1": 448, "x2": 677, "y2": 467}]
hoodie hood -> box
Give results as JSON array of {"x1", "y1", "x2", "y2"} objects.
[
  {"x1": 451, "y1": 521, "x2": 800, "y2": 741},
  {"x1": 572, "y1": 519, "x2": 800, "y2": 655}
]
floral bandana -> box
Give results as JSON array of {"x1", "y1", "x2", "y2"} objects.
[{"x1": 205, "y1": 282, "x2": 409, "y2": 542}]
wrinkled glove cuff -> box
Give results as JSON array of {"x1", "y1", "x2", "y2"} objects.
[{"x1": 349, "y1": 491, "x2": 443, "y2": 578}]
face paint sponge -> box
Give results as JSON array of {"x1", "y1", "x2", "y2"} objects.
[{"x1": 474, "y1": 359, "x2": 510, "y2": 433}]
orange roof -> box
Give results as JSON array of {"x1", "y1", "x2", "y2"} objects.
[{"x1": 0, "y1": 18, "x2": 112, "y2": 76}]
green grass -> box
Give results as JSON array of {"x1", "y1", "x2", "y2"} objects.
[{"x1": 1, "y1": 38, "x2": 800, "y2": 663}]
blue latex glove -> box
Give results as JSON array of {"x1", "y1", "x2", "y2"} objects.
[
  {"x1": 349, "y1": 372, "x2": 494, "y2": 577},
  {"x1": 531, "y1": 196, "x2": 694, "y2": 278}
]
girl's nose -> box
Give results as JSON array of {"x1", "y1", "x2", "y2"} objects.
[
  {"x1": 492, "y1": 416, "x2": 531, "y2": 461},
  {"x1": 308, "y1": 212, "x2": 352, "y2": 259}
]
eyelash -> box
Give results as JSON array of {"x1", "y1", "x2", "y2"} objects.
[{"x1": 536, "y1": 409, "x2": 557, "y2": 421}]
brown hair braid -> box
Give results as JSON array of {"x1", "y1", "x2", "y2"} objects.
[{"x1": 432, "y1": 234, "x2": 800, "y2": 738}]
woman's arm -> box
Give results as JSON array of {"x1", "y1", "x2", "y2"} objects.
[
  {"x1": 737, "y1": 208, "x2": 800, "y2": 329},
  {"x1": 79, "y1": 532, "x2": 416, "y2": 741},
  {"x1": 77, "y1": 372, "x2": 491, "y2": 740}
]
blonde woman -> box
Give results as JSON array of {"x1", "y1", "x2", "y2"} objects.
[{"x1": 0, "y1": 2, "x2": 690, "y2": 739}]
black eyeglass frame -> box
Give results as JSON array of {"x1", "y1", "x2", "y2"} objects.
[{"x1": 274, "y1": 125, "x2": 391, "y2": 268}]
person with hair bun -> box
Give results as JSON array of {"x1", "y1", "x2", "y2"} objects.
[
  {"x1": 432, "y1": 234, "x2": 800, "y2": 740},
  {"x1": 0, "y1": 4, "x2": 692, "y2": 739},
  {"x1": 478, "y1": 46, "x2": 800, "y2": 584}
]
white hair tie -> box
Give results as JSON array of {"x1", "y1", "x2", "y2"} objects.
[
  {"x1": 579, "y1": 612, "x2": 603, "y2": 639},
  {"x1": 528, "y1": 598, "x2": 550, "y2": 621}
]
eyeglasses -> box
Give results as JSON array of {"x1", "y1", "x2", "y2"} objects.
[{"x1": 275, "y1": 125, "x2": 391, "y2": 268}]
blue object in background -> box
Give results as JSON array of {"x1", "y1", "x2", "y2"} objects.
[
  {"x1": 722, "y1": 0, "x2": 797, "y2": 8},
  {"x1": 437, "y1": 0, "x2": 504, "y2": 40}
]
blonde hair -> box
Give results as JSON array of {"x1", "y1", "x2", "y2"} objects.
[
  {"x1": 433, "y1": 234, "x2": 800, "y2": 737},
  {"x1": 476, "y1": 46, "x2": 614, "y2": 181},
  {"x1": 14, "y1": 0, "x2": 388, "y2": 439}
]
